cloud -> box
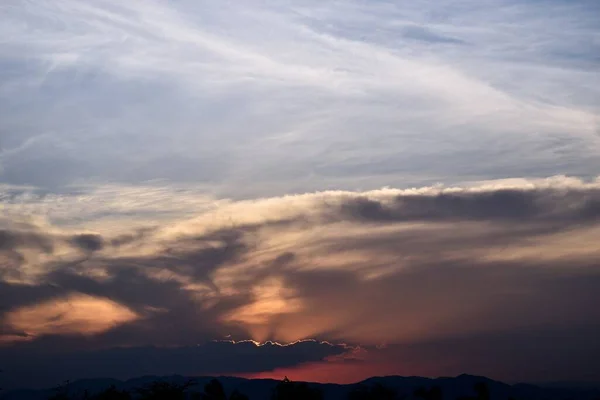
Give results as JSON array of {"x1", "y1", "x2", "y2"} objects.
[
  {"x1": 4, "y1": 293, "x2": 139, "y2": 340},
  {"x1": 247, "y1": 324, "x2": 600, "y2": 385},
  {"x1": 0, "y1": 177, "x2": 599, "y2": 386},
  {"x1": 0, "y1": 340, "x2": 351, "y2": 390},
  {"x1": 337, "y1": 186, "x2": 600, "y2": 223},
  {"x1": 0, "y1": 229, "x2": 54, "y2": 253},
  {"x1": 71, "y1": 233, "x2": 104, "y2": 252},
  {"x1": 2, "y1": 0, "x2": 599, "y2": 388},
  {"x1": 400, "y1": 25, "x2": 467, "y2": 45},
  {"x1": 1, "y1": 0, "x2": 599, "y2": 195}
]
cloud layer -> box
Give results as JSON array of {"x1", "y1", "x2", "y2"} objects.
[
  {"x1": 0, "y1": 340, "x2": 351, "y2": 390},
  {"x1": 1, "y1": 177, "x2": 599, "y2": 387},
  {"x1": 1, "y1": 0, "x2": 599, "y2": 196},
  {"x1": 2, "y1": 0, "x2": 600, "y2": 390}
]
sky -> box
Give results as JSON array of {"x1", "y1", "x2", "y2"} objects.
[{"x1": 1, "y1": 0, "x2": 600, "y2": 391}]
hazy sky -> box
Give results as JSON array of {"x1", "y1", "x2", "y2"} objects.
[{"x1": 1, "y1": 0, "x2": 600, "y2": 390}]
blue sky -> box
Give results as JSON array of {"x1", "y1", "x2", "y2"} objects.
[{"x1": 1, "y1": 0, "x2": 600, "y2": 388}]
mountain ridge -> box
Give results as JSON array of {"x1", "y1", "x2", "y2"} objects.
[{"x1": 2, "y1": 374, "x2": 600, "y2": 400}]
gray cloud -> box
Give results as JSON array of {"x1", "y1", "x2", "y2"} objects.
[
  {"x1": 71, "y1": 233, "x2": 104, "y2": 252},
  {"x1": 400, "y1": 25, "x2": 467, "y2": 45},
  {"x1": 0, "y1": 229, "x2": 54, "y2": 253},
  {"x1": 337, "y1": 188, "x2": 600, "y2": 223},
  {"x1": 0, "y1": 340, "x2": 350, "y2": 390},
  {"x1": 1, "y1": 180, "x2": 599, "y2": 387}
]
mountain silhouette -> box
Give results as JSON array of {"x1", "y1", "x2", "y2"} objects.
[{"x1": 1, "y1": 374, "x2": 599, "y2": 400}]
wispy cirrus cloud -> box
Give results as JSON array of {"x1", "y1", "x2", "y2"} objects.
[{"x1": 1, "y1": 0, "x2": 599, "y2": 194}]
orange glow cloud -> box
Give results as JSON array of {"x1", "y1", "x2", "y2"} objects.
[
  {"x1": 224, "y1": 277, "x2": 304, "y2": 341},
  {"x1": 2, "y1": 293, "x2": 139, "y2": 343}
]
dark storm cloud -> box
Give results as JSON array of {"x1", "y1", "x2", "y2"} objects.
[
  {"x1": 337, "y1": 187, "x2": 600, "y2": 223},
  {"x1": 1, "y1": 181, "x2": 599, "y2": 387},
  {"x1": 0, "y1": 340, "x2": 350, "y2": 390}
]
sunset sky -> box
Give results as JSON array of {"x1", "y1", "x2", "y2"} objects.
[{"x1": 1, "y1": 0, "x2": 600, "y2": 390}]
